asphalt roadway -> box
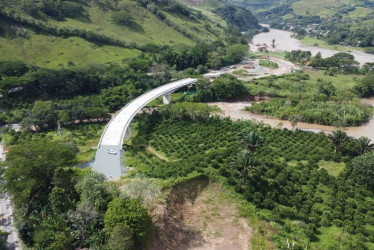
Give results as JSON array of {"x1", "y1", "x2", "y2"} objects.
[{"x1": 0, "y1": 141, "x2": 21, "y2": 249}]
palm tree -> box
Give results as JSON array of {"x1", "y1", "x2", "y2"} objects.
[
  {"x1": 330, "y1": 129, "x2": 347, "y2": 153},
  {"x1": 356, "y1": 136, "x2": 374, "y2": 155},
  {"x1": 239, "y1": 129, "x2": 263, "y2": 153},
  {"x1": 231, "y1": 150, "x2": 254, "y2": 184}
]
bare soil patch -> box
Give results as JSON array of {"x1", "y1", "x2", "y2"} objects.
[{"x1": 149, "y1": 177, "x2": 252, "y2": 250}]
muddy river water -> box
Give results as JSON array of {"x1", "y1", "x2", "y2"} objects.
[
  {"x1": 253, "y1": 27, "x2": 374, "y2": 65},
  {"x1": 210, "y1": 98, "x2": 374, "y2": 141},
  {"x1": 215, "y1": 28, "x2": 374, "y2": 140}
]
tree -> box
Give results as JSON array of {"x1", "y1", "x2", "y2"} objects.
[
  {"x1": 107, "y1": 225, "x2": 134, "y2": 250},
  {"x1": 194, "y1": 79, "x2": 214, "y2": 102},
  {"x1": 49, "y1": 187, "x2": 73, "y2": 214},
  {"x1": 111, "y1": 10, "x2": 134, "y2": 26},
  {"x1": 239, "y1": 129, "x2": 263, "y2": 152},
  {"x1": 75, "y1": 171, "x2": 119, "y2": 213},
  {"x1": 329, "y1": 129, "x2": 347, "y2": 153},
  {"x1": 354, "y1": 74, "x2": 374, "y2": 97},
  {"x1": 351, "y1": 153, "x2": 374, "y2": 189},
  {"x1": 21, "y1": 101, "x2": 58, "y2": 130},
  {"x1": 356, "y1": 136, "x2": 374, "y2": 155},
  {"x1": 289, "y1": 114, "x2": 302, "y2": 130},
  {"x1": 225, "y1": 44, "x2": 248, "y2": 64},
  {"x1": 0, "y1": 140, "x2": 77, "y2": 209},
  {"x1": 104, "y1": 198, "x2": 152, "y2": 249},
  {"x1": 207, "y1": 51, "x2": 222, "y2": 69},
  {"x1": 0, "y1": 60, "x2": 29, "y2": 77},
  {"x1": 211, "y1": 74, "x2": 247, "y2": 101},
  {"x1": 231, "y1": 150, "x2": 254, "y2": 184}
]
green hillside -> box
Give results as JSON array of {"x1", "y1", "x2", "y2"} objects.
[
  {"x1": 0, "y1": 0, "x2": 232, "y2": 68},
  {"x1": 230, "y1": 0, "x2": 374, "y2": 49}
]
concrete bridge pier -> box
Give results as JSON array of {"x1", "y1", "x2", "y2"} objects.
[
  {"x1": 124, "y1": 126, "x2": 131, "y2": 139},
  {"x1": 163, "y1": 92, "x2": 172, "y2": 104}
]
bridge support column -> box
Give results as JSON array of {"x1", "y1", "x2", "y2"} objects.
[
  {"x1": 163, "y1": 93, "x2": 171, "y2": 104},
  {"x1": 124, "y1": 126, "x2": 131, "y2": 139}
]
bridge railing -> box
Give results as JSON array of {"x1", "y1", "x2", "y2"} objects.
[{"x1": 97, "y1": 78, "x2": 197, "y2": 148}]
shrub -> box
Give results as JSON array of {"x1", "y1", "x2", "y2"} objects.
[{"x1": 104, "y1": 198, "x2": 152, "y2": 248}]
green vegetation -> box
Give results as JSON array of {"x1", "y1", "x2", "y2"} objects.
[
  {"x1": 213, "y1": 5, "x2": 260, "y2": 31},
  {"x1": 244, "y1": 68, "x2": 372, "y2": 126},
  {"x1": 247, "y1": 99, "x2": 371, "y2": 126},
  {"x1": 285, "y1": 50, "x2": 312, "y2": 64},
  {"x1": 0, "y1": 142, "x2": 152, "y2": 249},
  {"x1": 259, "y1": 59, "x2": 279, "y2": 68},
  {"x1": 249, "y1": 0, "x2": 374, "y2": 49},
  {"x1": 125, "y1": 108, "x2": 374, "y2": 249},
  {"x1": 2, "y1": 0, "x2": 374, "y2": 249},
  {"x1": 105, "y1": 198, "x2": 152, "y2": 248},
  {"x1": 0, "y1": 123, "x2": 106, "y2": 163},
  {"x1": 0, "y1": 0, "x2": 259, "y2": 69},
  {"x1": 318, "y1": 160, "x2": 346, "y2": 177},
  {"x1": 192, "y1": 74, "x2": 248, "y2": 102}
]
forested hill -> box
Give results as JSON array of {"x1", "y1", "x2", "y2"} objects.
[
  {"x1": 0, "y1": 0, "x2": 259, "y2": 68},
  {"x1": 223, "y1": 0, "x2": 374, "y2": 49}
]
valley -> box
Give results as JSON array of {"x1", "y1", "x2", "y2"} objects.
[{"x1": 1, "y1": 0, "x2": 374, "y2": 249}]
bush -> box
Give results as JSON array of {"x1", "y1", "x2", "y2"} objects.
[
  {"x1": 104, "y1": 198, "x2": 152, "y2": 248},
  {"x1": 259, "y1": 59, "x2": 279, "y2": 69},
  {"x1": 111, "y1": 10, "x2": 133, "y2": 26}
]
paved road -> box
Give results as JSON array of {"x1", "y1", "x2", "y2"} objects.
[{"x1": 0, "y1": 142, "x2": 21, "y2": 250}]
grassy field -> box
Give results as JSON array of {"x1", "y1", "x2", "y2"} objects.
[
  {"x1": 162, "y1": 10, "x2": 223, "y2": 42},
  {"x1": 348, "y1": 6, "x2": 373, "y2": 18},
  {"x1": 299, "y1": 36, "x2": 366, "y2": 53},
  {"x1": 46, "y1": 3, "x2": 196, "y2": 46},
  {"x1": 291, "y1": 0, "x2": 357, "y2": 17},
  {"x1": 0, "y1": 30, "x2": 141, "y2": 69},
  {"x1": 318, "y1": 160, "x2": 346, "y2": 177},
  {"x1": 247, "y1": 70, "x2": 363, "y2": 97},
  {"x1": 305, "y1": 71, "x2": 363, "y2": 92},
  {"x1": 0, "y1": 0, "x2": 229, "y2": 68}
]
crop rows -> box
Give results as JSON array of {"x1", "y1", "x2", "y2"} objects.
[{"x1": 129, "y1": 119, "x2": 335, "y2": 179}]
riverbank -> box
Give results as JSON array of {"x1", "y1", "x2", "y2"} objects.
[
  {"x1": 208, "y1": 99, "x2": 374, "y2": 141},
  {"x1": 253, "y1": 27, "x2": 374, "y2": 65}
]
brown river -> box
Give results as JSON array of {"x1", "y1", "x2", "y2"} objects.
[
  {"x1": 210, "y1": 99, "x2": 374, "y2": 141},
  {"x1": 253, "y1": 26, "x2": 374, "y2": 65},
  {"x1": 218, "y1": 28, "x2": 374, "y2": 140}
]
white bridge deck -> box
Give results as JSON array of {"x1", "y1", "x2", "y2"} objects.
[{"x1": 94, "y1": 78, "x2": 197, "y2": 178}]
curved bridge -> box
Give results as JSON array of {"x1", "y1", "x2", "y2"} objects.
[{"x1": 93, "y1": 78, "x2": 197, "y2": 179}]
